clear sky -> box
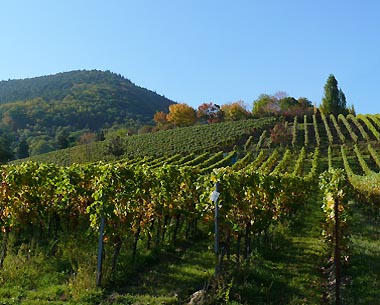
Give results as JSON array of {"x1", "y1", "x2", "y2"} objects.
[{"x1": 1, "y1": 0, "x2": 380, "y2": 114}]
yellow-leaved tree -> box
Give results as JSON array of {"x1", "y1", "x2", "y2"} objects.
[
  {"x1": 221, "y1": 101, "x2": 251, "y2": 121},
  {"x1": 167, "y1": 103, "x2": 196, "y2": 127},
  {"x1": 153, "y1": 111, "x2": 168, "y2": 127}
]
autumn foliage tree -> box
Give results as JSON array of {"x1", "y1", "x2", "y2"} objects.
[
  {"x1": 281, "y1": 97, "x2": 313, "y2": 118},
  {"x1": 270, "y1": 122, "x2": 292, "y2": 145},
  {"x1": 167, "y1": 103, "x2": 196, "y2": 127},
  {"x1": 252, "y1": 94, "x2": 278, "y2": 117},
  {"x1": 252, "y1": 92, "x2": 313, "y2": 118},
  {"x1": 197, "y1": 102, "x2": 223, "y2": 124},
  {"x1": 153, "y1": 111, "x2": 169, "y2": 127},
  {"x1": 222, "y1": 101, "x2": 251, "y2": 121}
]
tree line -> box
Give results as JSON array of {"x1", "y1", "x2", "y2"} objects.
[{"x1": 151, "y1": 74, "x2": 355, "y2": 131}]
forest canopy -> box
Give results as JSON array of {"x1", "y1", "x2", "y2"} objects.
[{"x1": 0, "y1": 70, "x2": 174, "y2": 159}]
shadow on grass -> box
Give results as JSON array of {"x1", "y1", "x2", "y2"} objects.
[
  {"x1": 228, "y1": 197, "x2": 326, "y2": 304},
  {"x1": 105, "y1": 238, "x2": 215, "y2": 303},
  {"x1": 103, "y1": 196, "x2": 327, "y2": 304},
  {"x1": 231, "y1": 259, "x2": 306, "y2": 305},
  {"x1": 342, "y1": 202, "x2": 380, "y2": 304}
]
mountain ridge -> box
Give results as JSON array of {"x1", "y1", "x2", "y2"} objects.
[{"x1": 0, "y1": 69, "x2": 175, "y2": 160}]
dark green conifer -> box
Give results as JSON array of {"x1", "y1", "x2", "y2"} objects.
[{"x1": 320, "y1": 74, "x2": 348, "y2": 115}]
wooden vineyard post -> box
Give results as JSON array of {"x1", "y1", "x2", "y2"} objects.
[
  {"x1": 96, "y1": 213, "x2": 105, "y2": 287},
  {"x1": 210, "y1": 182, "x2": 221, "y2": 276},
  {"x1": 320, "y1": 169, "x2": 347, "y2": 305},
  {"x1": 334, "y1": 198, "x2": 341, "y2": 305}
]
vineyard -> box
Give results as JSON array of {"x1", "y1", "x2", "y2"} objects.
[{"x1": 2, "y1": 114, "x2": 380, "y2": 304}]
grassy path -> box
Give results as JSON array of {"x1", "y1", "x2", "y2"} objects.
[
  {"x1": 231, "y1": 195, "x2": 327, "y2": 304},
  {"x1": 342, "y1": 203, "x2": 380, "y2": 304},
  {"x1": 103, "y1": 195, "x2": 329, "y2": 304},
  {"x1": 106, "y1": 239, "x2": 215, "y2": 304}
]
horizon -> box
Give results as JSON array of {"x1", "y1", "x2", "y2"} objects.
[{"x1": 1, "y1": 1, "x2": 380, "y2": 114}]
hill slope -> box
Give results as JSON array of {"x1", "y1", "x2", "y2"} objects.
[
  {"x1": 5, "y1": 113, "x2": 380, "y2": 304},
  {"x1": 0, "y1": 70, "x2": 174, "y2": 158}
]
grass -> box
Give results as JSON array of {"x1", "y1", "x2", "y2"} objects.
[
  {"x1": 99, "y1": 194, "x2": 328, "y2": 304},
  {"x1": 341, "y1": 202, "x2": 380, "y2": 304},
  {"x1": 0, "y1": 196, "x2": 329, "y2": 305},
  {"x1": 0, "y1": 233, "x2": 102, "y2": 305},
  {"x1": 227, "y1": 196, "x2": 327, "y2": 304},
  {"x1": 0, "y1": 252, "x2": 75, "y2": 305},
  {"x1": 109, "y1": 238, "x2": 215, "y2": 304},
  {"x1": 1, "y1": 194, "x2": 379, "y2": 304}
]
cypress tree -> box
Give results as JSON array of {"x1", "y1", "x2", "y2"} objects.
[
  {"x1": 338, "y1": 89, "x2": 347, "y2": 114},
  {"x1": 320, "y1": 74, "x2": 348, "y2": 115}
]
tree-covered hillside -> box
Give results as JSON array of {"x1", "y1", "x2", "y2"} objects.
[{"x1": 0, "y1": 70, "x2": 174, "y2": 159}]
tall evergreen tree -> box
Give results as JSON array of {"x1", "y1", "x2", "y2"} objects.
[
  {"x1": 348, "y1": 104, "x2": 356, "y2": 116},
  {"x1": 320, "y1": 74, "x2": 348, "y2": 115},
  {"x1": 56, "y1": 130, "x2": 69, "y2": 149},
  {"x1": 338, "y1": 89, "x2": 347, "y2": 113},
  {"x1": 0, "y1": 135, "x2": 14, "y2": 162},
  {"x1": 15, "y1": 137, "x2": 29, "y2": 159}
]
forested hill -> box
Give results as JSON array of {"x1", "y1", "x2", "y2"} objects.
[
  {"x1": 0, "y1": 70, "x2": 175, "y2": 159},
  {"x1": 0, "y1": 70, "x2": 174, "y2": 124}
]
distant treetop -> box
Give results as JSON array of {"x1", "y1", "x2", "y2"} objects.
[{"x1": 252, "y1": 92, "x2": 313, "y2": 118}]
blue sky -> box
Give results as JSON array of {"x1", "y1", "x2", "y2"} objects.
[{"x1": 1, "y1": 0, "x2": 380, "y2": 114}]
